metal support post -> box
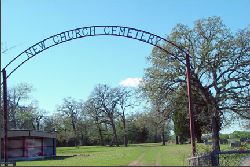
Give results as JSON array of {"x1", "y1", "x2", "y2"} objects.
[
  {"x1": 2, "y1": 69, "x2": 8, "y2": 162},
  {"x1": 185, "y1": 53, "x2": 196, "y2": 157},
  {"x1": 0, "y1": 75, "x2": 1, "y2": 163}
]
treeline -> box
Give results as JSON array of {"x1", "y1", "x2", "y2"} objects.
[
  {"x1": 1, "y1": 83, "x2": 173, "y2": 147},
  {"x1": 0, "y1": 82, "x2": 219, "y2": 147},
  {"x1": 220, "y1": 131, "x2": 250, "y2": 140}
]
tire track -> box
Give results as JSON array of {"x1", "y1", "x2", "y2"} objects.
[{"x1": 128, "y1": 152, "x2": 146, "y2": 166}]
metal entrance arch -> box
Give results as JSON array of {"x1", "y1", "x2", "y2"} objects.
[{"x1": 1, "y1": 25, "x2": 196, "y2": 162}]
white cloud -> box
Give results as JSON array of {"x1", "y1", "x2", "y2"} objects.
[{"x1": 119, "y1": 78, "x2": 143, "y2": 87}]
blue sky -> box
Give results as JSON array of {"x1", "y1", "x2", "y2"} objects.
[{"x1": 1, "y1": 0, "x2": 250, "y2": 133}]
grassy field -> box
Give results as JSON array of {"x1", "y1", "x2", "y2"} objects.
[
  {"x1": 16, "y1": 142, "x2": 250, "y2": 166},
  {"x1": 17, "y1": 143, "x2": 192, "y2": 166}
]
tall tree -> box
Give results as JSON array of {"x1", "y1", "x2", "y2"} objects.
[
  {"x1": 57, "y1": 97, "x2": 82, "y2": 146},
  {"x1": 43, "y1": 116, "x2": 56, "y2": 132},
  {"x1": 117, "y1": 87, "x2": 134, "y2": 147},
  {"x1": 140, "y1": 76, "x2": 173, "y2": 145},
  {"x1": 5, "y1": 83, "x2": 33, "y2": 129},
  {"x1": 171, "y1": 85, "x2": 211, "y2": 144},
  {"x1": 83, "y1": 98, "x2": 106, "y2": 146},
  {"x1": 126, "y1": 112, "x2": 150, "y2": 143},
  {"x1": 143, "y1": 17, "x2": 250, "y2": 152},
  {"x1": 89, "y1": 84, "x2": 121, "y2": 146}
]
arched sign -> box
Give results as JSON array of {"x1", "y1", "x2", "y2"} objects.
[
  {"x1": 1, "y1": 26, "x2": 196, "y2": 163},
  {"x1": 3, "y1": 26, "x2": 187, "y2": 78}
]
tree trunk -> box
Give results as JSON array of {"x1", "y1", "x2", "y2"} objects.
[
  {"x1": 211, "y1": 71, "x2": 221, "y2": 153},
  {"x1": 122, "y1": 115, "x2": 128, "y2": 147},
  {"x1": 36, "y1": 121, "x2": 40, "y2": 130},
  {"x1": 176, "y1": 135, "x2": 179, "y2": 144},
  {"x1": 109, "y1": 138, "x2": 113, "y2": 146},
  {"x1": 80, "y1": 134, "x2": 84, "y2": 146},
  {"x1": 111, "y1": 119, "x2": 119, "y2": 147},
  {"x1": 196, "y1": 125, "x2": 203, "y2": 143},
  {"x1": 97, "y1": 124, "x2": 104, "y2": 146},
  {"x1": 124, "y1": 133, "x2": 128, "y2": 147},
  {"x1": 154, "y1": 128, "x2": 158, "y2": 143},
  {"x1": 211, "y1": 110, "x2": 220, "y2": 166},
  {"x1": 72, "y1": 122, "x2": 77, "y2": 147},
  {"x1": 212, "y1": 111, "x2": 220, "y2": 151},
  {"x1": 162, "y1": 129, "x2": 166, "y2": 145},
  {"x1": 178, "y1": 135, "x2": 183, "y2": 144},
  {"x1": 13, "y1": 119, "x2": 17, "y2": 129},
  {"x1": 11, "y1": 110, "x2": 17, "y2": 129}
]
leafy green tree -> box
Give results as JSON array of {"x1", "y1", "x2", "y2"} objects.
[
  {"x1": 127, "y1": 115, "x2": 149, "y2": 143},
  {"x1": 116, "y1": 87, "x2": 134, "y2": 147},
  {"x1": 143, "y1": 16, "x2": 250, "y2": 151},
  {"x1": 0, "y1": 83, "x2": 47, "y2": 130},
  {"x1": 219, "y1": 133, "x2": 229, "y2": 140},
  {"x1": 57, "y1": 97, "x2": 82, "y2": 146},
  {"x1": 172, "y1": 108, "x2": 189, "y2": 144},
  {"x1": 140, "y1": 77, "x2": 172, "y2": 145},
  {"x1": 49, "y1": 114, "x2": 72, "y2": 146},
  {"x1": 43, "y1": 116, "x2": 56, "y2": 132},
  {"x1": 230, "y1": 131, "x2": 250, "y2": 139},
  {"x1": 126, "y1": 111, "x2": 171, "y2": 144},
  {"x1": 88, "y1": 84, "x2": 121, "y2": 146},
  {"x1": 82, "y1": 99, "x2": 107, "y2": 145},
  {"x1": 171, "y1": 85, "x2": 212, "y2": 144},
  {"x1": 5, "y1": 83, "x2": 33, "y2": 129}
]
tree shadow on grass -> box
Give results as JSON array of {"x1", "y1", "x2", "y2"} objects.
[
  {"x1": 49, "y1": 154, "x2": 90, "y2": 160},
  {"x1": 45, "y1": 155, "x2": 75, "y2": 160},
  {"x1": 129, "y1": 143, "x2": 161, "y2": 147}
]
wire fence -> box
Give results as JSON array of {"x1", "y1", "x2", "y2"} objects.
[
  {"x1": 218, "y1": 150, "x2": 250, "y2": 166},
  {"x1": 187, "y1": 153, "x2": 212, "y2": 166},
  {"x1": 187, "y1": 150, "x2": 250, "y2": 166}
]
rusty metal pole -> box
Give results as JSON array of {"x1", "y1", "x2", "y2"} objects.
[
  {"x1": 0, "y1": 81, "x2": 1, "y2": 163},
  {"x1": 185, "y1": 53, "x2": 196, "y2": 157},
  {"x1": 2, "y1": 69, "x2": 8, "y2": 162}
]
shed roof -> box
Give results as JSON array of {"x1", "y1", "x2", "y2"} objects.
[{"x1": 1, "y1": 130, "x2": 56, "y2": 138}]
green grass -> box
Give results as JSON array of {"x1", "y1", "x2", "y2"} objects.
[
  {"x1": 16, "y1": 143, "x2": 250, "y2": 166},
  {"x1": 17, "y1": 143, "x2": 192, "y2": 166}
]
